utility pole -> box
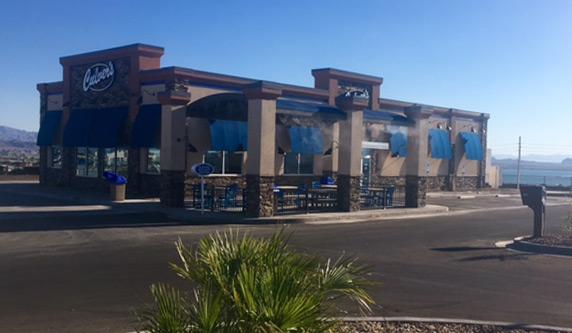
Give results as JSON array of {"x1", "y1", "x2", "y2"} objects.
[{"x1": 517, "y1": 136, "x2": 522, "y2": 190}]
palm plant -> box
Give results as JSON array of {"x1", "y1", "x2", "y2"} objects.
[{"x1": 136, "y1": 229, "x2": 375, "y2": 333}]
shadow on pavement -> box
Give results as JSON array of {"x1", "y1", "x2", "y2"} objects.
[
  {"x1": 0, "y1": 211, "x2": 185, "y2": 233},
  {"x1": 431, "y1": 246, "x2": 500, "y2": 252},
  {"x1": 457, "y1": 252, "x2": 533, "y2": 262}
]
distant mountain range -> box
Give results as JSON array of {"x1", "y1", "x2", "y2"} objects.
[
  {"x1": 492, "y1": 156, "x2": 572, "y2": 171},
  {"x1": 493, "y1": 153, "x2": 572, "y2": 164},
  {"x1": 0, "y1": 126, "x2": 37, "y2": 144},
  {"x1": 0, "y1": 126, "x2": 38, "y2": 158}
]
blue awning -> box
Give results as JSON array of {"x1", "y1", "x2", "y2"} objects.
[
  {"x1": 460, "y1": 132, "x2": 483, "y2": 161},
  {"x1": 131, "y1": 104, "x2": 161, "y2": 148},
  {"x1": 37, "y1": 111, "x2": 62, "y2": 146},
  {"x1": 390, "y1": 132, "x2": 407, "y2": 158},
  {"x1": 63, "y1": 109, "x2": 96, "y2": 147},
  {"x1": 289, "y1": 126, "x2": 324, "y2": 155},
  {"x1": 364, "y1": 110, "x2": 411, "y2": 124},
  {"x1": 277, "y1": 99, "x2": 346, "y2": 118},
  {"x1": 210, "y1": 120, "x2": 248, "y2": 151},
  {"x1": 88, "y1": 106, "x2": 128, "y2": 148},
  {"x1": 428, "y1": 129, "x2": 452, "y2": 159}
]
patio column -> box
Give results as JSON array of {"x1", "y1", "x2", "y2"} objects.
[
  {"x1": 404, "y1": 105, "x2": 432, "y2": 207},
  {"x1": 243, "y1": 81, "x2": 281, "y2": 217},
  {"x1": 335, "y1": 94, "x2": 368, "y2": 212},
  {"x1": 157, "y1": 91, "x2": 191, "y2": 207}
]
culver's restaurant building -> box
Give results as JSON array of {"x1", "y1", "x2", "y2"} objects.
[{"x1": 36, "y1": 43, "x2": 489, "y2": 217}]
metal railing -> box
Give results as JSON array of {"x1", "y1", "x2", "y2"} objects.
[
  {"x1": 190, "y1": 185, "x2": 246, "y2": 213},
  {"x1": 360, "y1": 186, "x2": 405, "y2": 210},
  {"x1": 274, "y1": 187, "x2": 338, "y2": 214},
  {"x1": 188, "y1": 184, "x2": 406, "y2": 214}
]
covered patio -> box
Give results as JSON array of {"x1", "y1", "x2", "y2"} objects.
[{"x1": 176, "y1": 83, "x2": 406, "y2": 216}]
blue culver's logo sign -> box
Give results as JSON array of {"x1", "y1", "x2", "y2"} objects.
[{"x1": 82, "y1": 61, "x2": 115, "y2": 92}]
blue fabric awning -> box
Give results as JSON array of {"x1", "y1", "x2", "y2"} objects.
[
  {"x1": 364, "y1": 110, "x2": 411, "y2": 124},
  {"x1": 289, "y1": 126, "x2": 324, "y2": 155},
  {"x1": 88, "y1": 106, "x2": 128, "y2": 148},
  {"x1": 277, "y1": 100, "x2": 346, "y2": 118},
  {"x1": 210, "y1": 120, "x2": 248, "y2": 151},
  {"x1": 63, "y1": 109, "x2": 96, "y2": 147},
  {"x1": 428, "y1": 129, "x2": 452, "y2": 159},
  {"x1": 37, "y1": 111, "x2": 62, "y2": 146},
  {"x1": 390, "y1": 132, "x2": 407, "y2": 158},
  {"x1": 460, "y1": 132, "x2": 484, "y2": 161},
  {"x1": 131, "y1": 104, "x2": 161, "y2": 148}
]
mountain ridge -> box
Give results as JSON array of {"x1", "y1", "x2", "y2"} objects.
[{"x1": 0, "y1": 125, "x2": 37, "y2": 143}]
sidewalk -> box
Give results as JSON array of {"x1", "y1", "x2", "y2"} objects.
[{"x1": 0, "y1": 181, "x2": 449, "y2": 225}]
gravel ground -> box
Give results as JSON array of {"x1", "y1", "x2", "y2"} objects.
[
  {"x1": 525, "y1": 234, "x2": 572, "y2": 247},
  {"x1": 338, "y1": 321, "x2": 569, "y2": 333}
]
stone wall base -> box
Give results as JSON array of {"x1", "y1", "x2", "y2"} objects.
[
  {"x1": 337, "y1": 175, "x2": 361, "y2": 212},
  {"x1": 406, "y1": 176, "x2": 427, "y2": 208},
  {"x1": 160, "y1": 170, "x2": 185, "y2": 207},
  {"x1": 245, "y1": 175, "x2": 275, "y2": 217}
]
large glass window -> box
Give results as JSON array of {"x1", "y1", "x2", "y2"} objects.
[
  {"x1": 284, "y1": 153, "x2": 314, "y2": 175},
  {"x1": 204, "y1": 151, "x2": 243, "y2": 175},
  {"x1": 146, "y1": 148, "x2": 161, "y2": 174},
  {"x1": 76, "y1": 147, "x2": 99, "y2": 177},
  {"x1": 50, "y1": 146, "x2": 62, "y2": 168},
  {"x1": 104, "y1": 148, "x2": 128, "y2": 176}
]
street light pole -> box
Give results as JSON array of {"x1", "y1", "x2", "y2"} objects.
[{"x1": 516, "y1": 136, "x2": 522, "y2": 190}]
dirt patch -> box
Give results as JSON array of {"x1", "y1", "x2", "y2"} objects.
[{"x1": 339, "y1": 321, "x2": 568, "y2": 332}]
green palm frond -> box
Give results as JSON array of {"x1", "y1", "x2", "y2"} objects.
[
  {"x1": 316, "y1": 255, "x2": 375, "y2": 314},
  {"x1": 136, "y1": 228, "x2": 376, "y2": 333},
  {"x1": 135, "y1": 283, "x2": 189, "y2": 333}
]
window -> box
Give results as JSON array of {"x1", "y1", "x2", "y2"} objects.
[
  {"x1": 146, "y1": 148, "x2": 161, "y2": 174},
  {"x1": 284, "y1": 153, "x2": 313, "y2": 175},
  {"x1": 104, "y1": 148, "x2": 128, "y2": 176},
  {"x1": 76, "y1": 147, "x2": 99, "y2": 177},
  {"x1": 204, "y1": 151, "x2": 243, "y2": 175},
  {"x1": 50, "y1": 146, "x2": 62, "y2": 168}
]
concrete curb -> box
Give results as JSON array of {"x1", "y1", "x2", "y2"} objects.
[
  {"x1": 163, "y1": 205, "x2": 450, "y2": 225},
  {"x1": 341, "y1": 316, "x2": 572, "y2": 332},
  {"x1": 510, "y1": 236, "x2": 572, "y2": 257}
]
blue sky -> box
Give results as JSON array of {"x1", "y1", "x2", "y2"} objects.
[{"x1": 1, "y1": 0, "x2": 571, "y2": 159}]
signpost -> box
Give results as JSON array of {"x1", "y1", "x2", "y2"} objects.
[{"x1": 191, "y1": 163, "x2": 214, "y2": 214}]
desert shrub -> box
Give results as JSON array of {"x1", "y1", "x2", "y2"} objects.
[
  {"x1": 135, "y1": 229, "x2": 374, "y2": 333},
  {"x1": 563, "y1": 214, "x2": 572, "y2": 233}
]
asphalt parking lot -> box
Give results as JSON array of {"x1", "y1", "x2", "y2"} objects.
[{"x1": 0, "y1": 182, "x2": 571, "y2": 332}]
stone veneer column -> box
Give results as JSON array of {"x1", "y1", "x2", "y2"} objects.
[
  {"x1": 404, "y1": 105, "x2": 433, "y2": 207},
  {"x1": 335, "y1": 95, "x2": 368, "y2": 212},
  {"x1": 157, "y1": 91, "x2": 191, "y2": 207},
  {"x1": 243, "y1": 81, "x2": 281, "y2": 217}
]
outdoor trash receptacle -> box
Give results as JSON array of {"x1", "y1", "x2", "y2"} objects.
[
  {"x1": 110, "y1": 183, "x2": 126, "y2": 201},
  {"x1": 103, "y1": 172, "x2": 127, "y2": 201}
]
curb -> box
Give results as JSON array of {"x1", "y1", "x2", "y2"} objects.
[
  {"x1": 510, "y1": 236, "x2": 572, "y2": 257},
  {"x1": 341, "y1": 317, "x2": 572, "y2": 332}
]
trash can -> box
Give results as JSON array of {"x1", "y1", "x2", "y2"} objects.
[{"x1": 103, "y1": 172, "x2": 127, "y2": 202}]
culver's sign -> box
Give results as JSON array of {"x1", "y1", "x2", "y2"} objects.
[{"x1": 82, "y1": 61, "x2": 115, "y2": 92}]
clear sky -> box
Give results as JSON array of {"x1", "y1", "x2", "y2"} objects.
[{"x1": 1, "y1": 0, "x2": 571, "y2": 159}]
